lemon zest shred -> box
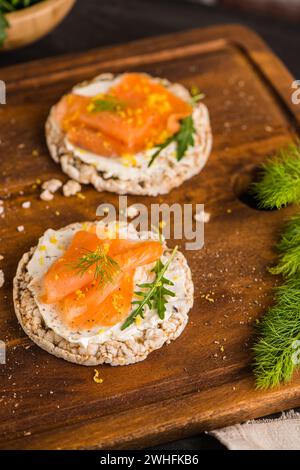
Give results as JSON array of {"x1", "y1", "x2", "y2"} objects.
[{"x1": 93, "y1": 369, "x2": 104, "y2": 384}]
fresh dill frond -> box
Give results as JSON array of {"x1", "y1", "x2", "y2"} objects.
[
  {"x1": 148, "y1": 116, "x2": 195, "y2": 167},
  {"x1": 89, "y1": 95, "x2": 124, "y2": 113},
  {"x1": 253, "y1": 213, "x2": 300, "y2": 387},
  {"x1": 72, "y1": 246, "x2": 120, "y2": 286},
  {"x1": 276, "y1": 214, "x2": 300, "y2": 252},
  {"x1": 269, "y1": 215, "x2": 300, "y2": 278},
  {"x1": 269, "y1": 245, "x2": 300, "y2": 278},
  {"x1": 253, "y1": 275, "x2": 300, "y2": 389},
  {"x1": 121, "y1": 247, "x2": 177, "y2": 330},
  {"x1": 251, "y1": 143, "x2": 300, "y2": 209}
]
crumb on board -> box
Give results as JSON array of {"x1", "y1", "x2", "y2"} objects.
[
  {"x1": 42, "y1": 179, "x2": 63, "y2": 194},
  {"x1": 63, "y1": 180, "x2": 82, "y2": 197},
  {"x1": 17, "y1": 225, "x2": 24, "y2": 233},
  {"x1": 0, "y1": 200, "x2": 4, "y2": 216},
  {"x1": 22, "y1": 201, "x2": 31, "y2": 209},
  {"x1": 0, "y1": 270, "x2": 4, "y2": 289},
  {"x1": 40, "y1": 190, "x2": 54, "y2": 202},
  {"x1": 194, "y1": 210, "x2": 210, "y2": 223}
]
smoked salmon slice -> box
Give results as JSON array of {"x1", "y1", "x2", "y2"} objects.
[
  {"x1": 55, "y1": 73, "x2": 192, "y2": 157},
  {"x1": 70, "y1": 271, "x2": 136, "y2": 329},
  {"x1": 42, "y1": 229, "x2": 163, "y2": 329},
  {"x1": 60, "y1": 240, "x2": 163, "y2": 327},
  {"x1": 43, "y1": 230, "x2": 155, "y2": 304}
]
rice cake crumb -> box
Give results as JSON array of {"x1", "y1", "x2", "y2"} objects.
[
  {"x1": 194, "y1": 210, "x2": 210, "y2": 223},
  {"x1": 63, "y1": 180, "x2": 82, "y2": 197},
  {"x1": 42, "y1": 179, "x2": 62, "y2": 194},
  {"x1": 40, "y1": 190, "x2": 54, "y2": 202}
]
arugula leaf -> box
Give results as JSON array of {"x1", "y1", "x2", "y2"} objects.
[
  {"x1": 148, "y1": 115, "x2": 195, "y2": 167},
  {"x1": 176, "y1": 115, "x2": 195, "y2": 160},
  {"x1": 151, "y1": 259, "x2": 175, "y2": 319},
  {"x1": 121, "y1": 247, "x2": 177, "y2": 330}
]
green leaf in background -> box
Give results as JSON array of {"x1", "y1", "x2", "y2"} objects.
[
  {"x1": 0, "y1": 0, "x2": 43, "y2": 47},
  {"x1": 0, "y1": 10, "x2": 9, "y2": 47}
]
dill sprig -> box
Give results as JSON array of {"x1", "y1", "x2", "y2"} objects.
[
  {"x1": 88, "y1": 95, "x2": 124, "y2": 113},
  {"x1": 253, "y1": 276, "x2": 300, "y2": 389},
  {"x1": 252, "y1": 143, "x2": 300, "y2": 209},
  {"x1": 121, "y1": 246, "x2": 177, "y2": 330},
  {"x1": 253, "y1": 214, "x2": 300, "y2": 388},
  {"x1": 269, "y1": 215, "x2": 300, "y2": 278},
  {"x1": 72, "y1": 246, "x2": 120, "y2": 286},
  {"x1": 148, "y1": 116, "x2": 195, "y2": 167}
]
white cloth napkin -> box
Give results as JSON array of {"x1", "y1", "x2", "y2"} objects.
[{"x1": 209, "y1": 411, "x2": 300, "y2": 450}]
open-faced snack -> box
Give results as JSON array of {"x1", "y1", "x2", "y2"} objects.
[
  {"x1": 13, "y1": 221, "x2": 194, "y2": 366},
  {"x1": 46, "y1": 73, "x2": 212, "y2": 195}
]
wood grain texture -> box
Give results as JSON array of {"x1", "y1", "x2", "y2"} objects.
[{"x1": 0, "y1": 24, "x2": 300, "y2": 450}]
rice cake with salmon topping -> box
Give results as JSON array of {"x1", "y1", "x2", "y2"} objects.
[
  {"x1": 46, "y1": 73, "x2": 212, "y2": 196},
  {"x1": 13, "y1": 222, "x2": 194, "y2": 366}
]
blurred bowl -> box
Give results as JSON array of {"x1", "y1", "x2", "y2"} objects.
[{"x1": 2, "y1": 0, "x2": 76, "y2": 51}]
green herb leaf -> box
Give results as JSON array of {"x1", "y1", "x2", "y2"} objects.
[
  {"x1": 72, "y1": 246, "x2": 120, "y2": 286},
  {"x1": 148, "y1": 115, "x2": 195, "y2": 167},
  {"x1": 121, "y1": 247, "x2": 178, "y2": 330},
  {"x1": 253, "y1": 275, "x2": 300, "y2": 389},
  {"x1": 0, "y1": 11, "x2": 9, "y2": 47},
  {"x1": 0, "y1": 1, "x2": 43, "y2": 47},
  {"x1": 190, "y1": 85, "x2": 205, "y2": 105},
  {"x1": 253, "y1": 214, "x2": 300, "y2": 388},
  {"x1": 251, "y1": 143, "x2": 300, "y2": 209},
  {"x1": 89, "y1": 95, "x2": 124, "y2": 113}
]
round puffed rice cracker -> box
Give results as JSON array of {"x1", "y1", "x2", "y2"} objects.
[
  {"x1": 13, "y1": 223, "x2": 194, "y2": 366},
  {"x1": 45, "y1": 73, "x2": 212, "y2": 196}
]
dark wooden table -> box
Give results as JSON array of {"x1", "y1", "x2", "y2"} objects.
[{"x1": 1, "y1": 0, "x2": 299, "y2": 451}]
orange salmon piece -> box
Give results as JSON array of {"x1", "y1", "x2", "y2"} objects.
[
  {"x1": 71, "y1": 270, "x2": 135, "y2": 329},
  {"x1": 60, "y1": 240, "x2": 163, "y2": 327},
  {"x1": 55, "y1": 73, "x2": 192, "y2": 157},
  {"x1": 43, "y1": 231, "x2": 144, "y2": 304},
  {"x1": 67, "y1": 127, "x2": 127, "y2": 157}
]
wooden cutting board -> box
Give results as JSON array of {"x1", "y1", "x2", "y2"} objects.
[{"x1": 1, "y1": 24, "x2": 300, "y2": 450}]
